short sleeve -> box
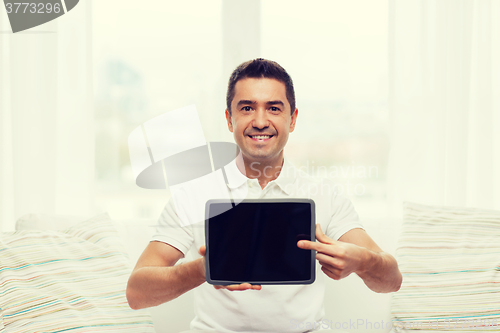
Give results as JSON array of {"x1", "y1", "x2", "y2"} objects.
[
  {"x1": 151, "y1": 197, "x2": 194, "y2": 256},
  {"x1": 325, "y1": 194, "x2": 364, "y2": 241}
]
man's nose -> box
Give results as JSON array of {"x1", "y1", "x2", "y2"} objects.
[{"x1": 252, "y1": 109, "x2": 269, "y2": 129}]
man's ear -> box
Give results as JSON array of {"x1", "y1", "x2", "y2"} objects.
[
  {"x1": 225, "y1": 109, "x2": 233, "y2": 132},
  {"x1": 289, "y1": 108, "x2": 298, "y2": 133}
]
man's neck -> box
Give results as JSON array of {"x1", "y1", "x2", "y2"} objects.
[{"x1": 235, "y1": 153, "x2": 284, "y2": 189}]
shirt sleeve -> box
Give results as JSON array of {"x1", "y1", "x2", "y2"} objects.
[
  {"x1": 151, "y1": 196, "x2": 194, "y2": 257},
  {"x1": 325, "y1": 193, "x2": 364, "y2": 241}
]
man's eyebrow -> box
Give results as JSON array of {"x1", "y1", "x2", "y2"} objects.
[
  {"x1": 236, "y1": 100, "x2": 256, "y2": 107},
  {"x1": 235, "y1": 100, "x2": 285, "y2": 107}
]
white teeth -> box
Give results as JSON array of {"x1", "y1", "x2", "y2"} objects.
[{"x1": 252, "y1": 135, "x2": 271, "y2": 139}]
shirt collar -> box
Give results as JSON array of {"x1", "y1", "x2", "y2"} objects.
[
  {"x1": 223, "y1": 158, "x2": 248, "y2": 189},
  {"x1": 223, "y1": 157, "x2": 297, "y2": 195}
]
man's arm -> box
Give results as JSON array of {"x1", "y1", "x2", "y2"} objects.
[
  {"x1": 126, "y1": 242, "x2": 262, "y2": 310},
  {"x1": 126, "y1": 241, "x2": 205, "y2": 310},
  {"x1": 297, "y1": 225, "x2": 402, "y2": 293}
]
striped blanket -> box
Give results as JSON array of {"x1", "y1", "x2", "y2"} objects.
[
  {"x1": 391, "y1": 202, "x2": 500, "y2": 332},
  {"x1": 0, "y1": 213, "x2": 154, "y2": 333}
]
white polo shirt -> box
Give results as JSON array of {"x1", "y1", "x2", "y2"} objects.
[{"x1": 152, "y1": 158, "x2": 363, "y2": 333}]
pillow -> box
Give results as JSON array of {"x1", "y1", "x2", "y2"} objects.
[
  {"x1": 15, "y1": 214, "x2": 156, "y2": 266},
  {"x1": 391, "y1": 202, "x2": 500, "y2": 332},
  {"x1": 15, "y1": 213, "x2": 85, "y2": 230},
  {"x1": 0, "y1": 213, "x2": 155, "y2": 333}
]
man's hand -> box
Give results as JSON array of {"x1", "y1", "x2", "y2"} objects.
[
  {"x1": 297, "y1": 224, "x2": 365, "y2": 280},
  {"x1": 297, "y1": 224, "x2": 402, "y2": 292},
  {"x1": 198, "y1": 246, "x2": 262, "y2": 291}
]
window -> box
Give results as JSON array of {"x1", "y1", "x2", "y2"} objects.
[
  {"x1": 93, "y1": 0, "x2": 222, "y2": 219},
  {"x1": 92, "y1": 0, "x2": 389, "y2": 224}
]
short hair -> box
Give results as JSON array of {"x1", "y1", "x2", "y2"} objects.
[{"x1": 226, "y1": 58, "x2": 296, "y2": 115}]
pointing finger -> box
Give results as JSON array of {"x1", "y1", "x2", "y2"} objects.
[{"x1": 297, "y1": 239, "x2": 321, "y2": 251}]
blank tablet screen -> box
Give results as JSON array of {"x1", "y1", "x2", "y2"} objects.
[{"x1": 205, "y1": 199, "x2": 315, "y2": 285}]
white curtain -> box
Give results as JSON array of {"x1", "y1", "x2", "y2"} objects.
[
  {"x1": 0, "y1": 2, "x2": 94, "y2": 231},
  {"x1": 387, "y1": 0, "x2": 500, "y2": 217}
]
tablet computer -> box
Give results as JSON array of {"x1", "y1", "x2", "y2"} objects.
[{"x1": 205, "y1": 199, "x2": 316, "y2": 285}]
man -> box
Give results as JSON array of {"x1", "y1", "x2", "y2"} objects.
[{"x1": 126, "y1": 59, "x2": 402, "y2": 332}]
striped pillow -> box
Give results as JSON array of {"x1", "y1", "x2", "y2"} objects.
[
  {"x1": 391, "y1": 202, "x2": 500, "y2": 332},
  {"x1": 0, "y1": 213, "x2": 155, "y2": 333}
]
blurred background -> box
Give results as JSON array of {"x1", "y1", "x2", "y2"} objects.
[{"x1": 1, "y1": 0, "x2": 499, "y2": 235}]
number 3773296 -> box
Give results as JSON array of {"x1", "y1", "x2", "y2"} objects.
[{"x1": 5, "y1": 2, "x2": 62, "y2": 14}]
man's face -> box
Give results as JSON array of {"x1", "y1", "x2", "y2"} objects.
[{"x1": 225, "y1": 78, "x2": 298, "y2": 164}]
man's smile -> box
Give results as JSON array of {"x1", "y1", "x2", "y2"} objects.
[{"x1": 248, "y1": 134, "x2": 274, "y2": 142}]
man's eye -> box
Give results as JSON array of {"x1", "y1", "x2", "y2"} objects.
[
  {"x1": 270, "y1": 107, "x2": 280, "y2": 112},
  {"x1": 242, "y1": 106, "x2": 252, "y2": 111}
]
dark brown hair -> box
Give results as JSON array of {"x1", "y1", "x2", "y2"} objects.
[{"x1": 226, "y1": 58, "x2": 296, "y2": 115}]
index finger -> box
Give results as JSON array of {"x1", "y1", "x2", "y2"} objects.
[
  {"x1": 297, "y1": 239, "x2": 322, "y2": 251},
  {"x1": 297, "y1": 239, "x2": 337, "y2": 256}
]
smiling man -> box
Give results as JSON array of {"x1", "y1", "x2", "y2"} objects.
[
  {"x1": 226, "y1": 71, "x2": 297, "y2": 188},
  {"x1": 126, "y1": 59, "x2": 402, "y2": 332}
]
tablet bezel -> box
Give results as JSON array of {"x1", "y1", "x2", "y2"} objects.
[{"x1": 204, "y1": 198, "x2": 316, "y2": 285}]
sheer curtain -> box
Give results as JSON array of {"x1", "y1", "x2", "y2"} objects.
[
  {"x1": 387, "y1": 0, "x2": 500, "y2": 218},
  {"x1": 0, "y1": 2, "x2": 94, "y2": 231}
]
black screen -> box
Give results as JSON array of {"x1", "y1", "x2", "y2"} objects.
[{"x1": 205, "y1": 199, "x2": 315, "y2": 284}]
